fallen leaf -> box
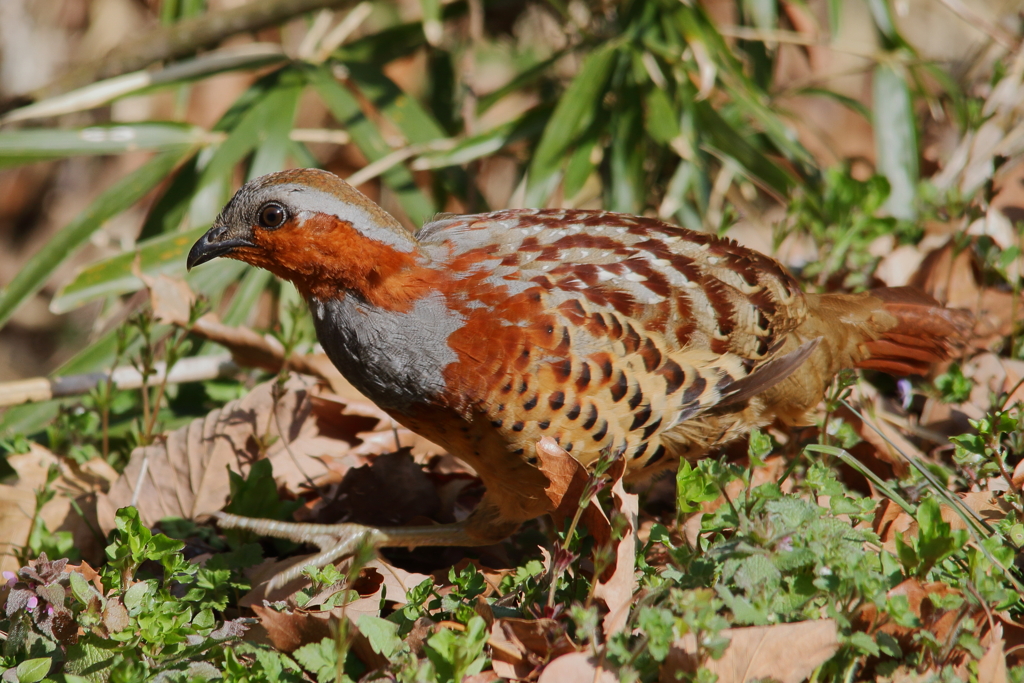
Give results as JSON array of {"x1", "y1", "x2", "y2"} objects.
[
  {"x1": 534, "y1": 437, "x2": 610, "y2": 548},
  {"x1": 856, "y1": 578, "x2": 981, "y2": 652},
  {"x1": 490, "y1": 618, "x2": 578, "y2": 680},
  {"x1": 140, "y1": 272, "x2": 195, "y2": 326},
  {"x1": 661, "y1": 619, "x2": 839, "y2": 683},
  {"x1": 0, "y1": 444, "x2": 108, "y2": 575},
  {"x1": 978, "y1": 628, "x2": 1009, "y2": 683},
  {"x1": 534, "y1": 436, "x2": 587, "y2": 512},
  {"x1": 96, "y1": 375, "x2": 339, "y2": 533},
  {"x1": 593, "y1": 457, "x2": 638, "y2": 637},
  {"x1": 538, "y1": 652, "x2": 616, "y2": 683},
  {"x1": 250, "y1": 603, "x2": 332, "y2": 653},
  {"x1": 876, "y1": 244, "x2": 927, "y2": 288}
]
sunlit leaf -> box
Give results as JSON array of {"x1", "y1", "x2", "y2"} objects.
[
  {"x1": 872, "y1": 63, "x2": 918, "y2": 220},
  {"x1": 50, "y1": 226, "x2": 208, "y2": 314},
  {"x1": 0, "y1": 123, "x2": 208, "y2": 169}
]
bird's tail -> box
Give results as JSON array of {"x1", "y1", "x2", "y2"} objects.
[{"x1": 806, "y1": 286, "x2": 973, "y2": 377}]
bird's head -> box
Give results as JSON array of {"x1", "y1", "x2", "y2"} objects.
[{"x1": 187, "y1": 169, "x2": 423, "y2": 304}]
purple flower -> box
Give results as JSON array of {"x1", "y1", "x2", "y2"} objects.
[
  {"x1": 26, "y1": 596, "x2": 38, "y2": 612},
  {"x1": 2, "y1": 571, "x2": 15, "y2": 587},
  {"x1": 897, "y1": 378, "x2": 913, "y2": 410}
]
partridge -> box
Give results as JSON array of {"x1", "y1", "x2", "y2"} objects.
[{"x1": 187, "y1": 168, "x2": 970, "y2": 584}]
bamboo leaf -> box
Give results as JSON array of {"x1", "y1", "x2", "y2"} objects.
[
  {"x1": 694, "y1": 101, "x2": 794, "y2": 198},
  {"x1": 308, "y1": 65, "x2": 435, "y2": 223},
  {"x1": 563, "y1": 133, "x2": 599, "y2": 202},
  {"x1": 742, "y1": 0, "x2": 777, "y2": 31},
  {"x1": 0, "y1": 123, "x2": 208, "y2": 169},
  {"x1": 526, "y1": 43, "x2": 618, "y2": 207},
  {"x1": 644, "y1": 87, "x2": 681, "y2": 146},
  {"x1": 608, "y1": 104, "x2": 645, "y2": 214},
  {"x1": 1, "y1": 44, "x2": 286, "y2": 125},
  {"x1": 50, "y1": 226, "x2": 208, "y2": 314},
  {"x1": 344, "y1": 62, "x2": 448, "y2": 143},
  {"x1": 412, "y1": 108, "x2": 549, "y2": 170},
  {"x1": 420, "y1": 0, "x2": 443, "y2": 46},
  {"x1": 872, "y1": 63, "x2": 918, "y2": 220},
  {"x1": 0, "y1": 148, "x2": 194, "y2": 330}
]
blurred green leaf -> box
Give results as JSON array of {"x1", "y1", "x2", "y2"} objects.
[
  {"x1": 526, "y1": 43, "x2": 618, "y2": 206},
  {"x1": 742, "y1": 0, "x2": 778, "y2": 31},
  {"x1": 608, "y1": 102, "x2": 645, "y2": 213},
  {"x1": 413, "y1": 109, "x2": 548, "y2": 170},
  {"x1": 694, "y1": 101, "x2": 795, "y2": 198},
  {"x1": 420, "y1": 0, "x2": 442, "y2": 46},
  {"x1": 345, "y1": 62, "x2": 447, "y2": 143},
  {"x1": 222, "y1": 268, "x2": 273, "y2": 327},
  {"x1": 308, "y1": 65, "x2": 435, "y2": 223},
  {"x1": 0, "y1": 148, "x2": 195, "y2": 330},
  {"x1": 50, "y1": 226, "x2": 208, "y2": 314},
  {"x1": 645, "y1": 87, "x2": 681, "y2": 146},
  {"x1": 872, "y1": 63, "x2": 918, "y2": 220},
  {"x1": 476, "y1": 50, "x2": 567, "y2": 114},
  {"x1": 137, "y1": 154, "x2": 203, "y2": 240},
  {"x1": 563, "y1": 132, "x2": 599, "y2": 201},
  {"x1": 0, "y1": 123, "x2": 208, "y2": 169}
]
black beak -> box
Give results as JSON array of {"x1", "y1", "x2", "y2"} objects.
[{"x1": 186, "y1": 224, "x2": 253, "y2": 270}]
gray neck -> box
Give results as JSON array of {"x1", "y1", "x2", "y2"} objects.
[{"x1": 309, "y1": 293, "x2": 464, "y2": 412}]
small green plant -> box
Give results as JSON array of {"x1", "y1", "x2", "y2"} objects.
[
  {"x1": 1, "y1": 507, "x2": 255, "y2": 682},
  {"x1": 935, "y1": 364, "x2": 974, "y2": 404}
]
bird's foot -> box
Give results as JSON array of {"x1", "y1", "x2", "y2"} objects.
[{"x1": 213, "y1": 511, "x2": 484, "y2": 591}]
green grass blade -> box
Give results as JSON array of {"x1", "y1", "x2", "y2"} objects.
[
  {"x1": 344, "y1": 62, "x2": 447, "y2": 143},
  {"x1": 805, "y1": 444, "x2": 916, "y2": 515},
  {"x1": 0, "y1": 147, "x2": 194, "y2": 330},
  {"x1": 221, "y1": 268, "x2": 273, "y2": 327},
  {"x1": 872, "y1": 63, "x2": 918, "y2": 220}
]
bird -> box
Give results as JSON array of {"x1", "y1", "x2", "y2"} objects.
[{"x1": 187, "y1": 168, "x2": 971, "y2": 586}]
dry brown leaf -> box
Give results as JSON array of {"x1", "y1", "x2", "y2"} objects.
[
  {"x1": 250, "y1": 603, "x2": 332, "y2": 653},
  {"x1": 313, "y1": 450, "x2": 441, "y2": 528},
  {"x1": 965, "y1": 353, "x2": 1024, "y2": 415},
  {"x1": 910, "y1": 242, "x2": 982, "y2": 310},
  {"x1": 978, "y1": 629, "x2": 1009, "y2": 683},
  {"x1": 489, "y1": 617, "x2": 578, "y2": 680},
  {"x1": 661, "y1": 619, "x2": 839, "y2": 683},
  {"x1": 876, "y1": 244, "x2": 927, "y2": 288},
  {"x1": 140, "y1": 272, "x2": 195, "y2": 326},
  {"x1": 534, "y1": 437, "x2": 610, "y2": 548},
  {"x1": 537, "y1": 653, "x2": 616, "y2": 683},
  {"x1": 856, "y1": 578, "x2": 981, "y2": 652},
  {"x1": 95, "y1": 375, "x2": 340, "y2": 533},
  {"x1": 535, "y1": 436, "x2": 586, "y2": 512},
  {"x1": 593, "y1": 457, "x2": 638, "y2": 637},
  {"x1": 367, "y1": 558, "x2": 432, "y2": 605},
  {"x1": 0, "y1": 444, "x2": 109, "y2": 575}
]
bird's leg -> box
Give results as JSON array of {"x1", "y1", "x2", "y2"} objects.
[{"x1": 213, "y1": 511, "x2": 504, "y2": 590}]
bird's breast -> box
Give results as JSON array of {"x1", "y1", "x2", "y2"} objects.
[{"x1": 309, "y1": 292, "x2": 465, "y2": 412}]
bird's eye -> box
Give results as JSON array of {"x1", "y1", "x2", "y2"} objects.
[{"x1": 257, "y1": 203, "x2": 287, "y2": 229}]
